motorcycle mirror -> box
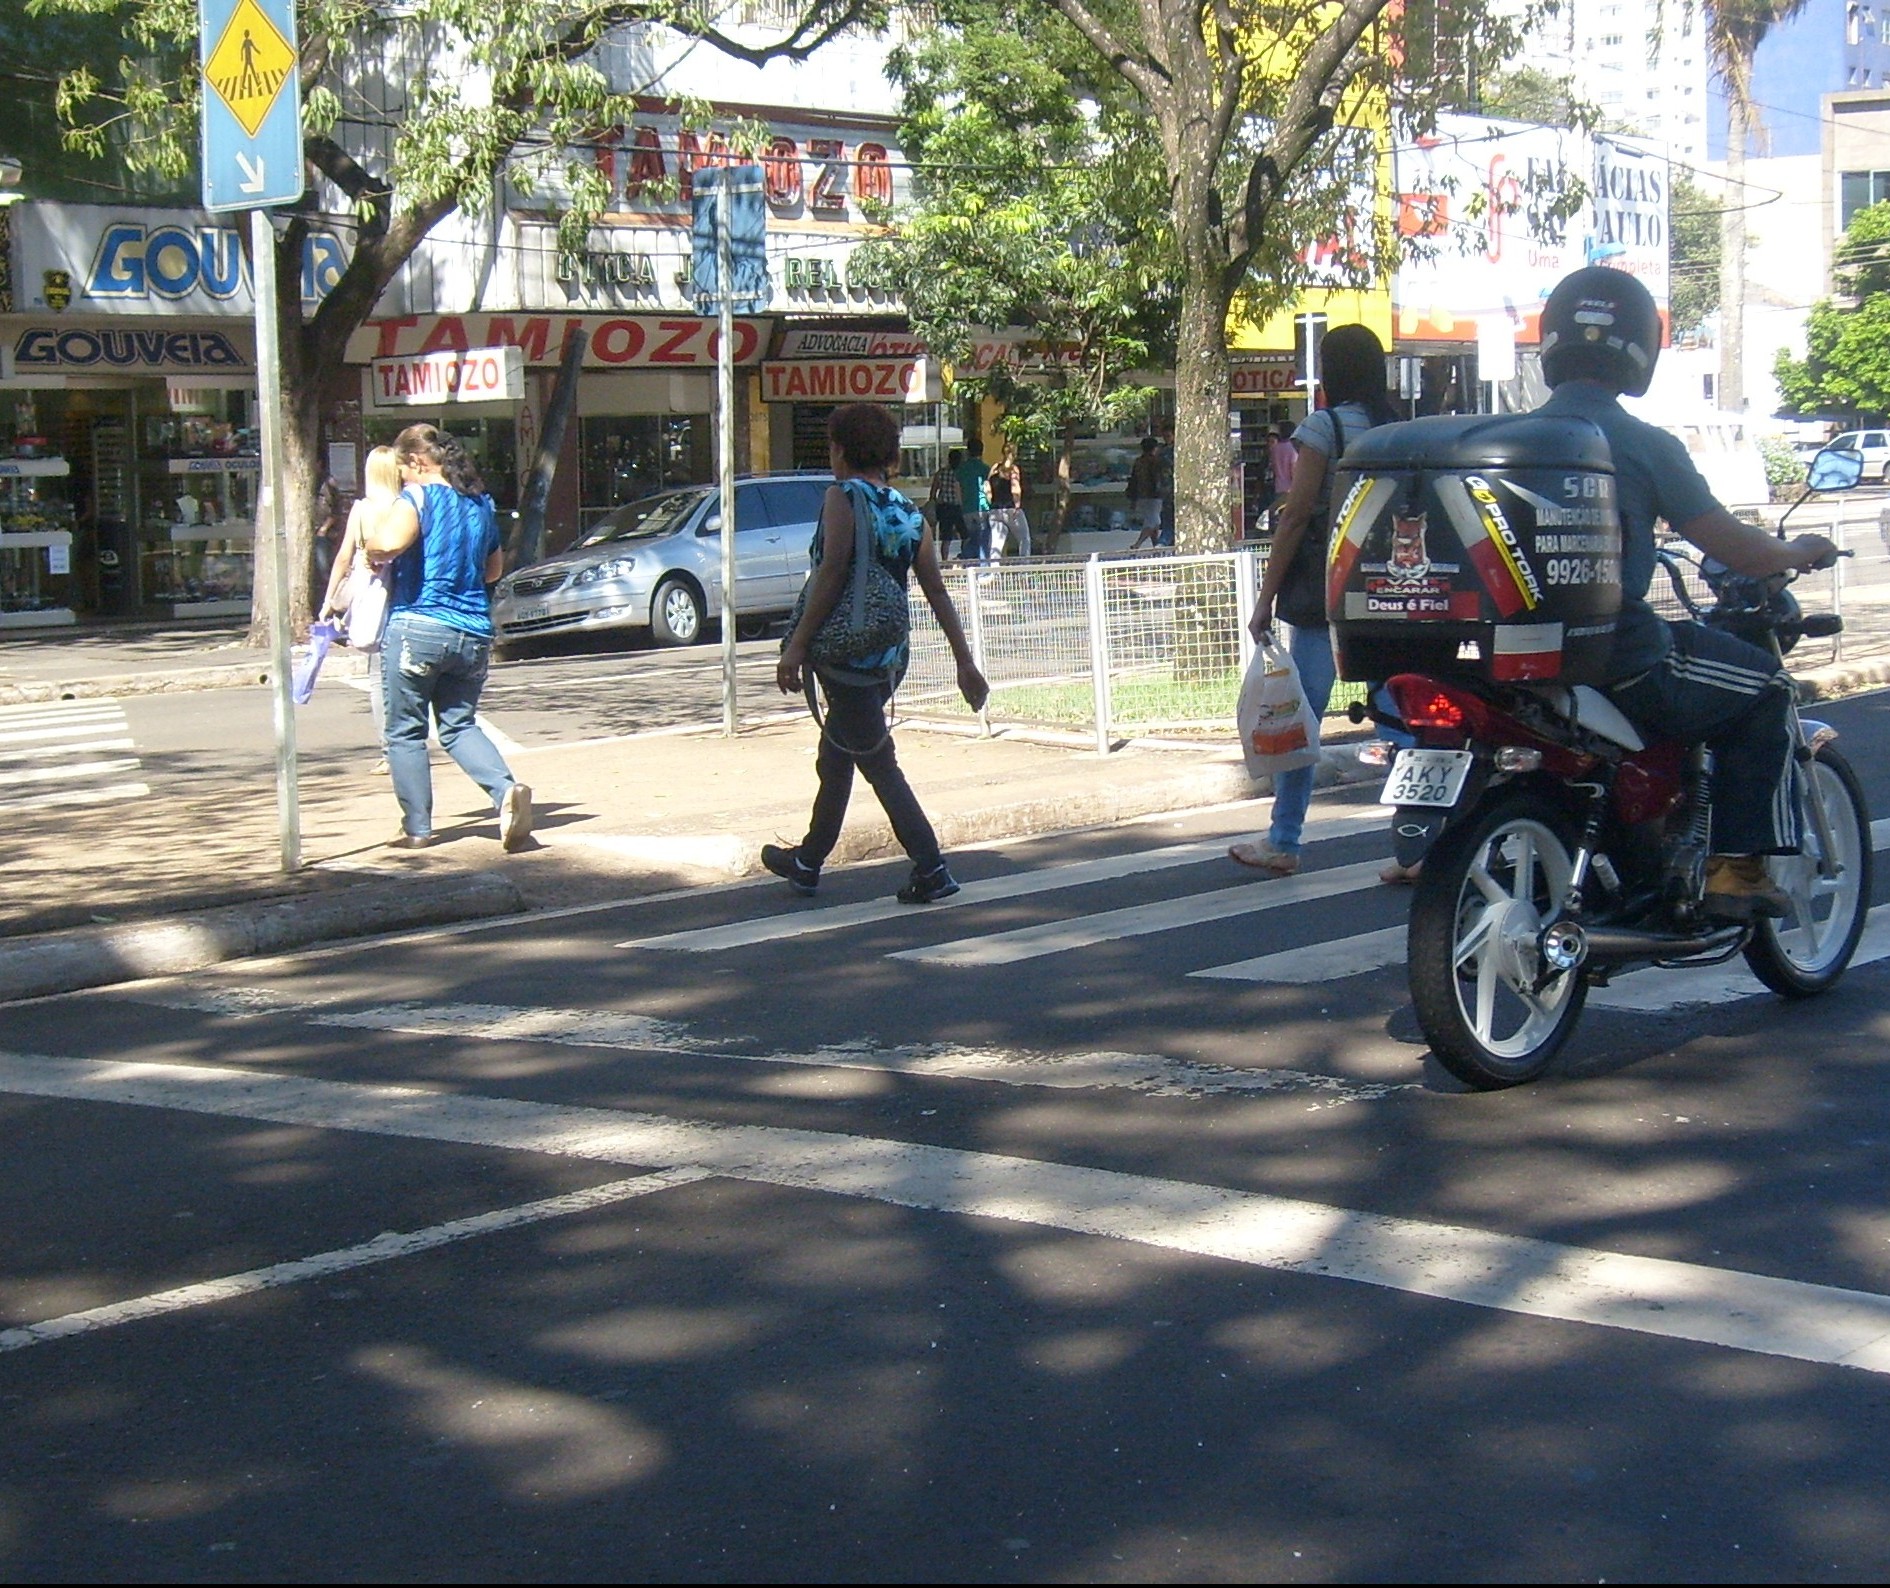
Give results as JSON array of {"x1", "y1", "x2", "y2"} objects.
[{"x1": 1806, "y1": 446, "x2": 1865, "y2": 492}]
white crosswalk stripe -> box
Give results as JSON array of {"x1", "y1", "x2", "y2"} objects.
[
  {"x1": 0, "y1": 699, "x2": 148, "y2": 813},
  {"x1": 622, "y1": 805, "x2": 1394, "y2": 955}
]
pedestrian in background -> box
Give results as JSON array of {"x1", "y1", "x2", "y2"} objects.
[
  {"x1": 1267, "y1": 421, "x2": 1297, "y2": 506},
  {"x1": 318, "y1": 444, "x2": 402, "y2": 774},
  {"x1": 954, "y1": 446, "x2": 991, "y2": 563},
  {"x1": 1230, "y1": 323, "x2": 1402, "y2": 878},
  {"x1": 310, "y1": 472, "x2": 343, "y2": 609},
  {"x1": 767, "y1": 403, "x2": 989, "y2": 905},
  {"x1": 928, "y1": 449, "x2": 967, "y2": 560},
  {"x1": 986, "y1": 441, "x2": 1031, "y2": 561},
  {"x1": 1156, "y1": 424, "x2": 1176, "y2": 548},
  {"x1": 1126, "y1": 436, "x2": 1165, "y2": 551},
  {"x1": 363, "y1": 422, "x2": 533, "y2": 853}
]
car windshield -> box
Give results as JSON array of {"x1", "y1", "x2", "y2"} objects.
[{"x1": 580, "y1": 491, "x2": 704, "y2": 546}]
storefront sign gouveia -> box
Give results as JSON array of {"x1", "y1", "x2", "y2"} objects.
[{"x1": 9, "y1": 202, "x2": 347, "y2": 314}]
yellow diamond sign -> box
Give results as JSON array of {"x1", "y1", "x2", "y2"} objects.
[{"x1": 204, "y1": 0, "x2": 296, "y2": 139}]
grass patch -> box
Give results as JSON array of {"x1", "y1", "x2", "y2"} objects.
[{"x1": 906, "y1": 667, "x2": 1369, "y2": 733}]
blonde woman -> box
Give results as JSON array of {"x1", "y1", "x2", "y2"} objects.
[{"x1": 320, "y1": 445, "x2": 402, "y2": 772}]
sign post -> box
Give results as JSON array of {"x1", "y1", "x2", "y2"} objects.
[
  {"x1": 692, "y1": 165, "x2": 768, "y2": 737},
  {"x1": 198, "y1": 0, "x2": 304, "y2": 871}
]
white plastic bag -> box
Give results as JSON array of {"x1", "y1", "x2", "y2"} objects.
[
  {"x1": 1237, "y1": 633, "x2": 1321, "y2": 779},
  {"x1": 344, "y1": 563, "x2": 391, "y2": 649}
]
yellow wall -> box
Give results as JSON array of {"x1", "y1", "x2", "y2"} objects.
[{"x1": 1229, "y1": 286, "x2": 1394, "y2": 353}]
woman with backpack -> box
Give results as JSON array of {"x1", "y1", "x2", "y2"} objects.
[
  {"x1": 1229, "y1": 324, "x2": 1412, "y2": 880},
  {"x1": 767, "y1": 403, "x2": 989, "y2": 904}
]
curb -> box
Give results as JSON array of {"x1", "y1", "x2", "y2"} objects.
[
  {"x1": 1799, "y1": 659, "x2": 1890, "y2": 702},
  {"x1": 0, "y1": 870, "x2": 523, "y2": 1004},
  {"x1": 0, "y1": 661, "x2": 274, "y2": 707}
]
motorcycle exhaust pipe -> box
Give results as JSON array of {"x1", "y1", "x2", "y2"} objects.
[{"x1": 1538, "y1": 920, "x2": 1747, "y2": 968}]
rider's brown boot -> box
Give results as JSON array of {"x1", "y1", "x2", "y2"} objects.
[{"x1": 1703, "y1": 854, "x2": 1791, "y2": 922}]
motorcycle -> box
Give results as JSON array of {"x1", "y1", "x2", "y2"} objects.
[{"x1": 1360, "y1": 445, "x2": 1873, "y2": 1089}]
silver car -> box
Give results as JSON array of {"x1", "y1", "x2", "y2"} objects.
[
  {"x1": 1827, "y1": 428, "x2": 1890, "y2": 484},
  {"x1": 491, "y1": 474, "x2": 831, "y2": 648}
]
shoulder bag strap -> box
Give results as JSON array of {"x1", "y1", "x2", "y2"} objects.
[{"x1": 846, "y1": 480, "x2": 872, "y2": 630}]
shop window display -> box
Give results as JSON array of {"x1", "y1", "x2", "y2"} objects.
[
  {"x1": 137, "y1": 403, "x2": 260, "y2": 617},
  {"x1": 579, "y1": 415, "x2": 709, "y2": 531},
  {"x1": 0, "y1": 455, "x2": 78, "y2": 629}
]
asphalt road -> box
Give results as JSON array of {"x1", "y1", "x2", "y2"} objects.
[{"x1": 2, "y1": 693, "x2": 1889, "y2": 1580}]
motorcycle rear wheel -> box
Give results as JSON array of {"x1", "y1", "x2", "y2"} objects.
[
  {"x1": 1409, "y1": 792, "x2": 1588, "y2": 1090},
  {"x1": 1744, "y1": 745, "x2": 1873, "y2": 997}
]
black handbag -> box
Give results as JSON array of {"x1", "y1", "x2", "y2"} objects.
[{"x1": 1276, "y1": 408, "x2": 1344, "y2": 629}]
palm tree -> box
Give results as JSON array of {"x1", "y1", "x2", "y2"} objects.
[{"x1": 1704, "y1": 0, "x2": 1810, "y2": 411}]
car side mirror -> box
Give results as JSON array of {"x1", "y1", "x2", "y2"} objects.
[
  {"x1": 699, "y1": 514, "x2": 722, "y2": 536},
  {"x1": 1807, "y1": 447, "x2": 1864, "y2": 492}
]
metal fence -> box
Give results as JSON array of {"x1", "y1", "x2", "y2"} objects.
[
  {"x1": 905, "y1": 550, "x2": 1321, "y2": 748},
  {"x1": 902, "y1": 531, "x2": 1888, "y2": 751}
]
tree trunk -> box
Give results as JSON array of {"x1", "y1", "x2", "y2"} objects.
[
  {"x1": 1720, "y1": 93, "x2": 1749, "y2": 413},
  {"x1": 516, "y1": 326, "x2": 586, "y2": 568},
  {"x1": 1051, "y1": 421, "x2": 1076, "y2": 554},
  {"x1": 247, "y1": 223, "x2": 322, "y2": 649},
  {"x1": 1172, "y1": 267, "x2": 1235, "y2": 554}
]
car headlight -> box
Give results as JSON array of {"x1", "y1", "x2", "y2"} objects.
[{"x1": 575, "y1": 556, "x2": 639, "y2": 587}]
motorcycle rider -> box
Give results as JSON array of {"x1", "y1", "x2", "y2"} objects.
[{"x1": 1534, "y1": 265, "x2": 1838, "y2": 921}]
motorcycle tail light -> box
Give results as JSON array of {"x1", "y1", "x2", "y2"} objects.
[{"x1": 1388, "y1": 674, "x2": 1479, "y2": 734}]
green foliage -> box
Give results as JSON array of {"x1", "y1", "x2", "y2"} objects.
[
  {"x1": 1756, "y1": 433, "x2": 1802, "y2": 501},
  {"x1": 1668, "y1": 172, "x2": 1721, "y2": 338},
  {"x1": 1775, "y1": 202, "x2": 1890, "y2": 419},
  {"x1": 0, "y1": 2, "x2": 195, "y2": 200},
  {"x1": 858, "y1": 8, "x2": 1172, "y2": 455},
  {"x1": 26, "y1": 1, "x2": 873, "y2": 269},
  {"x1": 1477, "y1": 65, "x2": 1590, "y2": 127}
]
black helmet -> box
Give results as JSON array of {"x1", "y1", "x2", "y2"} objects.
[{"x1": 1538, "y1": 266, "x2": 1662, "y2": 397}]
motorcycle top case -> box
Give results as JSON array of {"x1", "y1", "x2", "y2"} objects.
[{"x1": 1326, "y1": 414, "x2": 1623, "y2": 686}]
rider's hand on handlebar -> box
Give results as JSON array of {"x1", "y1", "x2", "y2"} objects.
[{"x1": 1788, "y1": 533, "x2": 1841, "y2": 572}]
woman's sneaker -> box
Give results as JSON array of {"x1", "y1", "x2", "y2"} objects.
[
  {"x1": 761, "y1": 843, "x2": 820, "y2": 896},
  {"x1": 500, "y1": 783, "x2": 534, "y2": 852},
  {"x1": 897, "y1": 862, "x2": 960, "y2": 905}
]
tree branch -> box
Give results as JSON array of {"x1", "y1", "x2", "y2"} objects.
[
  {"x1": 1045, "y1": 0, "x2": 1167, "y2": 101},
  {"x1": 1225, "y1": 0, "x2": 1386, "y2": 293}
]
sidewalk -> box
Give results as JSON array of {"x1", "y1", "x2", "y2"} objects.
[
  {"x1": 3, "y1": 616, "x2": 1886, "y2": 1001},
  {"x1": 0, "y1": 655, "x2": 1300, "y2": 997}
]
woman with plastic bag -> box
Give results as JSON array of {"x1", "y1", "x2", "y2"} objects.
[
  {"x1": 1229, "y1": 324, "x2": 1412, "y2": 879},
  {"x1": 767, "y1": 403, "x2": 988, "y2": 904}
]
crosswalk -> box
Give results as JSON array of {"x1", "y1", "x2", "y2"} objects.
[
  {"x1": 628, "y1": 812, "x2": 1890, "y2": 1016},
  {"x1": 0, "y1": 698, "x2": 148, "y2": 814}
]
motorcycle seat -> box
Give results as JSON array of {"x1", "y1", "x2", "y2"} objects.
[{"x1": 1526, "y1": 684, "x2": 1646, "y2": 752}]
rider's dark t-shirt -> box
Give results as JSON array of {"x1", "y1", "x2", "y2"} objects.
[{"x1": 1536, "y1": 379, "x2": 1721, "y2": 681}]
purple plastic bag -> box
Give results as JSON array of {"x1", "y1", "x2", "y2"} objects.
[{"x1": 292, "y1": 620, "x2": 340, "y2": 705}]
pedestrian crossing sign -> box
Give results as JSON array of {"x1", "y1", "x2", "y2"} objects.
[{"x1": 203, "y1": 0, "x2": 295, "y2": 139}]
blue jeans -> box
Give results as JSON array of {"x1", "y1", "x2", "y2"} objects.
[
  {"x1": 382, "y1": 611, "x2": 516, "y2": 838},
  {"x1": 1268, "y1": 623, "x2": 1338, "y2": 854}
]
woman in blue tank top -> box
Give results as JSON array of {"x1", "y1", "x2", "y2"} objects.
[{"x1": 363, "y1": 422, "x2": 532, "y2": 851}]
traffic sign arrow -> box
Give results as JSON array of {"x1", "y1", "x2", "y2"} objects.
[{"x1": 236, "y1": 151, "x2": 266, "y2": 193}]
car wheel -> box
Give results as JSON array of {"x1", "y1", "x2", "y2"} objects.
[{"x1": 651, "y1": 577, "x2": 705, "y2": 646}]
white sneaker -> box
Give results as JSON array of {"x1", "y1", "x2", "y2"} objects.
[{"x1": 500, "y1": 782, "x2": 534, "y2": 851}]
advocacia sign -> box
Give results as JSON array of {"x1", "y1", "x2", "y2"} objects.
[{"x1": 369, "y1": 346, "x2": 526, "y2": 409}]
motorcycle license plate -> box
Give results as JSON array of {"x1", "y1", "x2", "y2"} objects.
[{"x1": 1379, "y1": 748, "x2": 1475, "y2": 808}]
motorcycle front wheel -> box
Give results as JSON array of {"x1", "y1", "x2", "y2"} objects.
[
  {"x1": 1745, "y1": 744, "x2": 1873, "y2": 997},
  {"x1": 1409, "y1": 792, "x2": 1588, "y2": 1090}
]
